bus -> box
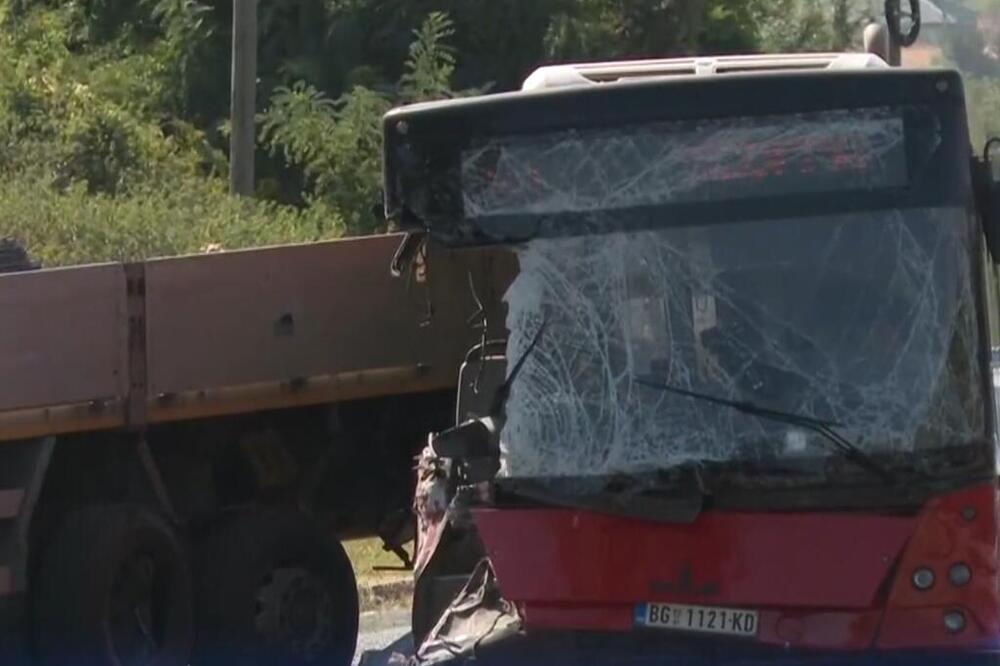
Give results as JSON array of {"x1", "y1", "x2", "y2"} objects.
[{"x1": 383, "y1": 43, "x2": 1000, "y2": 666}]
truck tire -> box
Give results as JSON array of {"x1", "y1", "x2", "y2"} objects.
[
  {"x1": 192, "y1": 508, "x2": 359, "y2": 666},
  {"x1": 32, "y1": 504, "x2": 194, "y2": 666}
]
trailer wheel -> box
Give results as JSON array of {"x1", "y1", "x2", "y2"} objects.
[
  {"x1": 32, "y1": 504, "x2": 194, "y2": 666},
  {"x1": 193, "y1": 508, "x2": 359, "y2": 666}
]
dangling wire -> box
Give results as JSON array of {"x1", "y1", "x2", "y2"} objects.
[
  {"x1": 417, "y1": 241, "x2": 433, "y2": 327},
  {"x1": 467, "y1": 271, "x2": 489, "y2": 393}
]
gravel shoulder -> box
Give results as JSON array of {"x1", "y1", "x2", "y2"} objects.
[{"x1": 355, "y1": 608, "x2": 413, "y2": 666}]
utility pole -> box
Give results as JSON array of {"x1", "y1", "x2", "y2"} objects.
[{"x1": 230, "y1": 0, "x2": 258, "y2": 197}]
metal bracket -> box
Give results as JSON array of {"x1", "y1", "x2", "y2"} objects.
[
  {"x1": 12, "y1": 436, "x2": 55, "y2": 591},
  {"x1": 124, "y1": 263, "x2": 148, "y2": 429},
  {"x1": 136, "y1": 437, "x2": 179, "y2": 523}
]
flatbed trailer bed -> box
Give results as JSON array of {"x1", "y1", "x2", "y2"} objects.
[{"x1": 0, "y1": 234, "x2": 472, "y2": 440}]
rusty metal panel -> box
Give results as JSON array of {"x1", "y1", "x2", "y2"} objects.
[
  {"x1": 0, "y1": 264, "x2": 128, "y2": 413},
  {"x1": 143, "y1": 235, "x2": 491, "y2": 399}
]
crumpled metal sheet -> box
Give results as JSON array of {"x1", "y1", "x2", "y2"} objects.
[
  {"x1": 413, "y1": 559, "x2": 522, "y2": 665},
  {"x1": 498, "y1": 207, "x2": 983, "y2": 480},
  {"x1": 413, "y1": 440, "x2": 451, "y2": 578}
]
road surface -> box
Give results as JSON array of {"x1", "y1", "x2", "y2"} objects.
[{"x1": 354, "y1": 607, "x2": 412, "y2": 665}]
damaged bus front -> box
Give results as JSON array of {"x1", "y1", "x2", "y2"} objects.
[{"x1": 384, "y1": 63, "x2": 1000, "y2": 663}]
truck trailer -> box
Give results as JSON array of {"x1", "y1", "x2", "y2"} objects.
[{"x1": 0, "y1": 233, "x2": 507, "y2": 666}]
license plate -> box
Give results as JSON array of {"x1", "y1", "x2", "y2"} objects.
[{"x1": 635, "y1": 602, "x2": 759, "y2": 637}]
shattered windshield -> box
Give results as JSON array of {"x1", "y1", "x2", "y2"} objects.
[{"x1": 498, "y1": 207, "x2": 985, "y2": 481}]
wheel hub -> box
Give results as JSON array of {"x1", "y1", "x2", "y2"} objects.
[{"x1": 255, "y1": 566, "x2": 335, "y2": 661}]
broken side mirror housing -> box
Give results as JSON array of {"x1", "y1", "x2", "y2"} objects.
[
  {"x1": 979, "y1": 138, "x2": 1000, "y2": 264},
  {"x1": 430, "y1": 418, "x2": 501, "y2": 483},
  {"x1": 431, "y1": 417, "x2": 498, "y2": 460}
]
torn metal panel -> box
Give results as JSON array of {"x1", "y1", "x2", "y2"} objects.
[
  {"x1": 498, "y1": 206, "x2": 984, "y2": 480},
  {"x1": 413, "y1": 441, "x2": 451, "y2": 578},
  {"x1": 413, "y1": 559, "x2": 522, "y2": 665}
]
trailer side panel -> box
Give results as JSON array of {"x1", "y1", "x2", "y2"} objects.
[
  {"x1": 0, "y1": 265, "x2": 128, "y2": 413},
  {"x1": 143, "y1": 236, "x2": 481, "y2": 418}
]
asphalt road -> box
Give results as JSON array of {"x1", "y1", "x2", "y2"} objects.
[{"x1": 354, "y1": 607, "x2": 413, "y2": 666}]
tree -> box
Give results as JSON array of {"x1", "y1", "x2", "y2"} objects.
[
  {"x1": 259, "y1": 11, "x2": 481, "y2": 236},
  {"x1": 751, "y1": 0, "x2": 874, "y2": 53},
  {"x1": 0, "y1": 0, "x2": 343, "y2": 264}
]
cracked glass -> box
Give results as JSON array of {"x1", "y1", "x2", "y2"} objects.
[
  {"x1": 499, "y1": 211, "x2": 983, "y2": 479},
  {"x1": 467, "y1": 110, "x2": 985, "y2": 482},
  {"x1": 461, "y1": 108, "x2": 911, "y2": 222}
]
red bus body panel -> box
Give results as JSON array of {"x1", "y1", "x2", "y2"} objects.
[{"x1": 473, "y1": 482, "x2": 1000, "y2": 651}]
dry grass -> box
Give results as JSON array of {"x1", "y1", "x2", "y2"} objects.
[
  {"x1": 344, "y1": 537, "x2": 414, "y2": 611},
  {"x1": 344, "y1": 537, "x2": 412, "y2": 582}
]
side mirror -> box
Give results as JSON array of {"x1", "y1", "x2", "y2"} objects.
[
  {"x1": 978, "y1": 138, "x2": 1000, "y2": 263},
  {"x1": 885, "y1": 0, "x2": 921, "y2": 48},
  {"x1": 431, "y1": 417, "x2": 498, "y2": 459},
  {"x1": 430, "y1": 417, "x2": 501, "y2": 483}
]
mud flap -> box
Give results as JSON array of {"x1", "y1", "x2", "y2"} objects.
[{"x1": 413, "y1": 559, "x2": 522, "y2": 665}]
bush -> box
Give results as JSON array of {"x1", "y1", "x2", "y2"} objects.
[
  {"x1": 0, "y1": 1, "x2": 348, "y2": 267},
  {"x1": 258, "y1": 11, "x2": 482, "y2": 237},
  {"x1": 0, "y1": 173, "x2": 344, "y2": 266},
  {"x1": 965, "y1": 75, "x2": 1000, "y2": 150}
]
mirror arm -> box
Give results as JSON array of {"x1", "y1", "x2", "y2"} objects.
[
  {"x1": 976, "y1": 141, "x2": 1000, "y2": 264},
  {"x1": 972, "y1": 155, "x2": 989, "y2": 214}
]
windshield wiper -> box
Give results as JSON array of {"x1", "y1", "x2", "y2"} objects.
[
  {"x1": 489, "y1": 319, "x2": 546, "y2": 415},
  {"x1": 633, "y1": 374, "x2": 895, "y2": 485}
]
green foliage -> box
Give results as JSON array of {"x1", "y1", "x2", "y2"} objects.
[
  {"x1": 0, "y1": 0, "x2": 217, "y2": 191},
  {"x1": 147, "y1": 0, "x2": 215, "y2": 111},
  {"x1": 965, "y1": 75, "x2": 1000, "y2": 149},
  {"x1": 0, "y1": 0, "x2": 339, "y2": 265},
  {"x1": 0, "y1": 172, "x2": 343, "y2": 266},
  {"x1": 399, "y1": 11, "x2": 456, "y2": 102},
  {"x1": 540, "y1": 0, "x2": 762, "y2": 60},
  {"x1": 542, "y1": 1, "x2": 622, "y2": 61},
  {"x1": 753, "y1": 0, "x2": 873, "y2": 53},
  {"x1": 259, "y1": 11, "x2": 471, "y2": 236},
  {"x1": 260, "y1": 82, "x2": 390, "y2": 235}
]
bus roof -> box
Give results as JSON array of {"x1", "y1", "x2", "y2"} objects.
[{"x1": 522, "y1": 53, "x2": 889, "y2": 91}]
